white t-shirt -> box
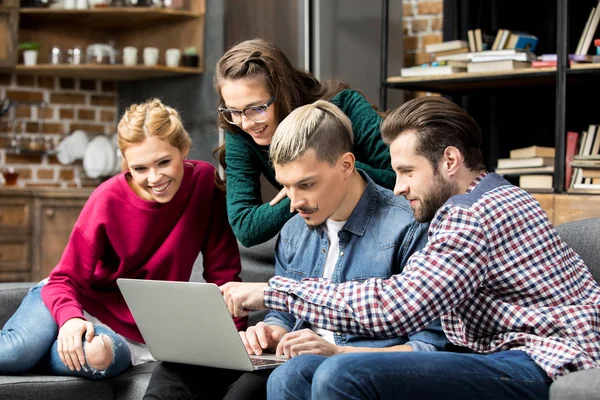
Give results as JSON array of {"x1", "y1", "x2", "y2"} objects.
[{"x1": 312, "y1": 219, "x2": 346, "y2": 343}]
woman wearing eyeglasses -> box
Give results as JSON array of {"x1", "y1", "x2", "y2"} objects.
[{"x1": 214, "y1": 38, "x2": 395, "y2": 247}]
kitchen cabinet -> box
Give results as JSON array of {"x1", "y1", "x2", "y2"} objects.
[
  {"x1": 0, "y1": 1, "x2": 19, "y2": 68},
  {"x1": 0, "y1": 188, "x2": 92, "y2": 282},
  {"x1": 1, "y1": 1, "x2": 205, "y2": 80}
]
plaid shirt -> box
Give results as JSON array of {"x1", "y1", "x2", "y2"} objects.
[{"x1": 265, "y1": 172, "x2": 600, "y2": 379}]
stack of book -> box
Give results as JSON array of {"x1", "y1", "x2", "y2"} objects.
[
  {"x1": 467, "y1": 49, "x2": 535, "y2": 73},
  {"x1": 569, "y1": 124, "x2": 600, "y2": 191},
  {"x1": 495, "y1": 146, "x2": 555, "y2": 190},
  {"x1": 401, "y1": 40, "x2": 469, "y2": 77},
  {"x1": 531, "y1": 54, "x2": 595, "y2": 68}
]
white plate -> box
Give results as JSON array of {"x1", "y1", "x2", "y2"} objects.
[
  {"x1": 83, "y1": 135, "x2": 115, "y2": 178},
  {"x1": 69, "y1": 130, "x2": 89, "y2": 160},
  {"x1": 55, "y1": 139, "x2": 75, "y2": 165}
]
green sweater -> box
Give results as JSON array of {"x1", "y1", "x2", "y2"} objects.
[{"x1": 224, "y1": 89, "x2": 395, "y2": 247}]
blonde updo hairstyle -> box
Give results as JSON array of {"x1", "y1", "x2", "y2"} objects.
[{"x1": 117, "y1": 98, "x2": 191, "y2": 172}]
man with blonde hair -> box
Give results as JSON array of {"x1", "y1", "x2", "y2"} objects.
[
  {"x1": 223, "y1": 96, "x2": 600, "y2": 400},
  {"x1": 145, "y1": 100, "x2": 447, "y2": 400}
]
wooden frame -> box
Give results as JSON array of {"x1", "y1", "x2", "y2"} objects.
[{"x1": 0, "y1": 9, "x2": 18, "y2": 67}]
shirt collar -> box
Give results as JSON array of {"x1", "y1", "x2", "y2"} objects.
[
  {"x1": 341, "y1": 169, "x2": 379, "y2": 237},
  {"x1": 465, "y1": 171, "x2": 490, "y2": 194}
]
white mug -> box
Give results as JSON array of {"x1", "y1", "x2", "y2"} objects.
[
  {"x1": 143, "y1": 47, "x2": 159, "y2": 67},
  {"x1": 123, "y1": 46, "x2": 138, "y2": 66},
  {"x1": 165, "y1": 48, "x2": 181, "y2": 68}
]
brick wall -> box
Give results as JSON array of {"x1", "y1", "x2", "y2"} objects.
[
  {"x1": 403, "y1": 0, "x2": 443, "y2": 67},
  {"x1": 0, "y1": 73, "x2": 118, "y2": 188}
]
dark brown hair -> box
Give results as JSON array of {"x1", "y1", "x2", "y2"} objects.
[
  {"x1": 212, "y1": 39, "x2": 348, "y2": 173},
  {"x1": 381, "y1": 96, "x2": 485, "y2": 171}
]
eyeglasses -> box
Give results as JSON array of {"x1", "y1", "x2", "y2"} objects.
[{"x1": 218, "y1": 96, "x2": 276, "y2": 125}]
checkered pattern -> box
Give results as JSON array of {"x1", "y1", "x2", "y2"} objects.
[{"x1": 265, "y1": 173, "x2": 600, "y2": 379}]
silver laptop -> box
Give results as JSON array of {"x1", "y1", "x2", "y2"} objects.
[{"x1": 117, "y1": 278, "x2": 287, "y2": 371}]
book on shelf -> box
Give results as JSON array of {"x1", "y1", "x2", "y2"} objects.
[
  {"x1": 505, "y1": 32, "x2": 539, "y2": 52},
  {"x1": 467, "y1": 60, "x2": 531, "y2": 73},
  {"x1": 565, "y1": 131, "x2": 580, "y2": 190},
  {"x1": 539, "y1": 54, "x2": 595, "y2": 62},
  {"x1": 509, "y1": 146, "x2": 555, "y2": 159},
  {"x1": 573, "y1": 183, "x2": 600, "y2": 190},
  {"x1": 497, "y1": 157, "x2": 554, "y2": 169},
  {"x1": 582, "y1": 168, "x2": 600, "y2": 178},
  {"x1": 442, "y1": 60, "x2": 469, "y2": 68},
  {"x1": 571, "y1": 160, "x2": 600, "y2": 168},
  {"x1": 576, "y1": 5, "x2": 600, "y2": 55},
  {"x1": 431, "y1": 47, "x2": 469, "y2": 57},
  {"x1": 531, "y1": 60, "x2": 584, "y2": 68},
  {"x1": 400, "y1": 65, "x2": 467, "y2": 77},
  {"x1": 435, "y1": 52, "x2": 473, "y2": 62},
  {"x1": 467, "y1": 30, "x2": 476, "y2": 52},
  {"x1": 475, "y1": 28, "x2": 483, "y2": 52},
  {"x1": 470, "y1": 51, "x2": 535, "y2": 63},
  {"x1": 519, "y1": 175, "x2": 553, "y2": 190},
  {"x1": 582, "y1": 125, "x2": 597, "y2": 156},
  {"x1": 495, "y1": 165, "x2": 554, "y2": 176},
  {"x1": 569, "y1": 125, "x2": 599, "y2": 188},
  {"x1": 425, "y1": 40, "x2": 469, "y2": 54},
  {"x1": 492, "y1": 29, "x2": 511, "y2": 50}
]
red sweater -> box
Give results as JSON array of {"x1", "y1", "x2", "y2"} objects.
[{"x1": 41, "y1": 160, "x2": 246, "y2": 343}]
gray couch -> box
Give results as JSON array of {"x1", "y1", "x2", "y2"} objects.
[
  {"x1": 0, "y1": 220, "x2": 599, "y2": 399},
  {"x1": 0, "y1": 238, "x2": 278, "y2": 400}
]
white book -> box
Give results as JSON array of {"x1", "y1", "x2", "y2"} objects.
[
  {"x1": 576, "y1": 7, "x2": 596, "y2": 54},
  {"x1": 435, "y1": 52, "x2": 475, "y2": 62},
  {"x1": 497, "y1": 157, "x2": 554, "y2": 169},
  {"x1": 471, "y1": 52, "x2": 535, "y2": 63},
  {"x1": 573, "y1": 183, "x2": 600, "y2": 190},
  {"x1": 425, "y1": 40, "x2": 469, "y2": 54},
  {"x1": 519, "y1": 175, "x2": 554, "y2": 190},
  {"x1": 467, "y1": 60, "x2": 531, "y2": 73},
  {"x1": 400, "y1": 65, "x2": 466, "y2": 77},
  {"x1": 579, "y1": 6, "x2": 600, "y2": 55},
  {"x1": 582, "y1": 125, "x2": 597, "y2": 156}
]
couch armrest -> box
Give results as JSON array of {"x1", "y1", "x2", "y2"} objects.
[
  {"x1": 0, "y1": 282, "x2": 35, "y2": 327},
  {"x1": 550, "y1": 368, "x2": 600, "y2": 400}
]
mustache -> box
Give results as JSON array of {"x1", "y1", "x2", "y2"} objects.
[{"x1": 294, "y1": 206, "x2": 318, "y2": 214}]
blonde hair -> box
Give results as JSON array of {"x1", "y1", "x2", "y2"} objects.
[
  {"x1": 269, "y1": 100, "x2": 353, "y2": 166},
  {"x1": 117, "y1": 98, "x2": 191, "y2": 171}
]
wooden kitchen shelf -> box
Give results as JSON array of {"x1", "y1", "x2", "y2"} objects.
[
  {"x1": 12, "y1": 64, "x2": 202, "y2": 80},
  {"x1": 19, "y1": 7, "x2": 203, "y2": 29}
]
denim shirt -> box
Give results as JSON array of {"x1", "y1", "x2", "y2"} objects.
[{"x1": 263, "y1": 171, "x2": 449, "y2": 351}]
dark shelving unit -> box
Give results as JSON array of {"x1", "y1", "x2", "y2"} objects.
[{"x1": 380, "y1": 0, "x2": 600, "y2": 194}]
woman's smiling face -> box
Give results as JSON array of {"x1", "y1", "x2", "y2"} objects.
[
  {"x1": 219, "y1": 77, "x2": 278, "y2": 146},
  {"x1": 124, "y1": 135, "x2": 188, "y2": 203}
]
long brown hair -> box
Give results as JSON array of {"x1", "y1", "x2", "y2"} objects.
[{"x1": 213, "y1": 39, "x2": 348, "y2": 179}]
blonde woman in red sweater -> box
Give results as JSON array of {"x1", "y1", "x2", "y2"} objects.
[{"x1": 0, "y1": 99, "x2": 244, "y2": 379}]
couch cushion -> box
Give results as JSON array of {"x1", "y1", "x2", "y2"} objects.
[
  {"x1": 0, "y1": 362, "x2": 156, "y2": 400},
  {"x1": 555, "y1": 218, "x2": 600, "y2": 282},
  {"x1": 550, "y1": 368, "x2": 600, "y2": 400},
  {"x1": 0, "y1": 283, "x2": 35, "y2": 327}
]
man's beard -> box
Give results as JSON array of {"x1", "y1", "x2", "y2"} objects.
[
  {"x1": 307, "y1": 219, "x2": 327, "y2": 231},
  {"x1": 416, "y1": 173, "x2": 458, "y2": 223},
  {"x1": 295, "y1": 205, "x2": 325, "y2": 230}
]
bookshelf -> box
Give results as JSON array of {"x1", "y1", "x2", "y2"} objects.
[{"x1": 380, "y1": 0, "x2": 600, "y2": 195}]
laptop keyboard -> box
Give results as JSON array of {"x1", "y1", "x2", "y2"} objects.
[{"x1": 251, "y1": 357, "x2": 287, "y2": 367}]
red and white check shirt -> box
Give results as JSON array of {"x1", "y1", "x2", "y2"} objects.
[{"x1": 265, "y1": 173, "x2": 600, "y2": 379}]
